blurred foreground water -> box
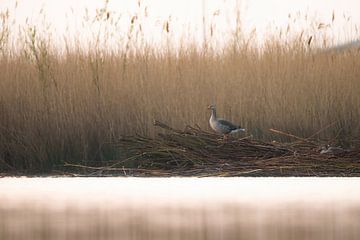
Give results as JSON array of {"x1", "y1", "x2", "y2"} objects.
[{"x1": 1, "y1": 177, "x2": 360, "y2": 240}]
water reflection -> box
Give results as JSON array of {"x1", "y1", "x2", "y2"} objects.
[{"x1": 1, "y1": 178, "x2": 360, "y2": 239}]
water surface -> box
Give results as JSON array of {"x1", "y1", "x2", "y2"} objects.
[{"x1": 1, "y1": 177, "x2": 360, "y2": 240}]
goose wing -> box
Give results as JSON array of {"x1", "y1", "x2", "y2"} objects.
[{"x1": 217, "y1": 119, "x2": 240, "y2": 131}]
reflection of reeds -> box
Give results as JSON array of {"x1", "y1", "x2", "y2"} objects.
[
  {"x1": 0, "y1": 6, "x2": 359, "y2": 172},
  {"x1": 1, "y1": 194, "x2": 360, "y2": 240}
]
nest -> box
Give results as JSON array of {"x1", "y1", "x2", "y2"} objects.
[{"x1": 64, "y1": 121, "x2": 360, "y2": 177}]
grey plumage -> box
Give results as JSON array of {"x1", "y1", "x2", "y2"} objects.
[
  {"x1": 208, "y1": 105, "x2": 245, "y2": 136},
  {"x1": 217, "y1": 119, "x2": 240, "y2": 133}
]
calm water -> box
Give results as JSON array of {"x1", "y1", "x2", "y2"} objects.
[{"x1": 1, "y1": 177, "x2": 360, "y2": 240}]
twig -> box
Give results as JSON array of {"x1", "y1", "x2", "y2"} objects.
[
  {"x1": 269, "y1": 128, "x2": 315, "y2": 144},
  {"x1": 153, "y1": 120, "x2": 182, "y2": 133},
  {"x1": 306, "y1": 121, "x2": 339, "y2": 139},
  {"x1": 64, "y1": 162, "x2": 168, "y2": 173}
]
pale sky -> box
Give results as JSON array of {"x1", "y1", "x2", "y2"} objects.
[{"x1": 1, "y1": 0, "x2": 359, "y2": 48}]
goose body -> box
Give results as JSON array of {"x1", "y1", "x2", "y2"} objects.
[{"x1": 208, "y1": 105, "x2": 245, "y2": 136}]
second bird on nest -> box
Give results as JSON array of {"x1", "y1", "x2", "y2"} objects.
[{"x1": 208, "y1": 105, "x2": 245, "y2": 139}]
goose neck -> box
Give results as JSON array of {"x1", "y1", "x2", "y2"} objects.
[{"x1": 210, "y1": 108, "x2": 217, "y2": 119}]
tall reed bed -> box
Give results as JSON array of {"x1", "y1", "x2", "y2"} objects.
[{"x1": 0, "y1": 5, "x2": 359, "y2": 171}]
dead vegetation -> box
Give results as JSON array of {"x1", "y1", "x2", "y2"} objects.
[{"x1": 62, "y1": 121, "x2": 360, "y2": 177}]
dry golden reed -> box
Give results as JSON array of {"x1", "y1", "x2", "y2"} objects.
[{"x1": 0, "y1": 8, "x2": 359, "y2": 171}]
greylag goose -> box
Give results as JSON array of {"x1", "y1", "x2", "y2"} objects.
[
  {"x1": 208, "y1": 105, "x2": 245, "y2": 138},
  {"x1": 320, "y1": 145, "x2": 345, "y2": 155}
]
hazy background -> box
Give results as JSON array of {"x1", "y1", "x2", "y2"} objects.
[{"x1": 1, "y1": 0, "x2": 360, "y2": 48}]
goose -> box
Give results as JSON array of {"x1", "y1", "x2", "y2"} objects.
[
  {"x1": 208, "y1": 105, "x2": 245, "y2": 138},
  {"x1": 320, "y1": 145, "x2": 345, "y2": 155}
]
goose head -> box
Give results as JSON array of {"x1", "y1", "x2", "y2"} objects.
[{"x1": 207, "y1": 105, "x2": 216, "y2": 110}]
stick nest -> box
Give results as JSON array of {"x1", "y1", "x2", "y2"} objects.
[{"x1": 64, "y1": 121, "x2": 360, "y2": 177}]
